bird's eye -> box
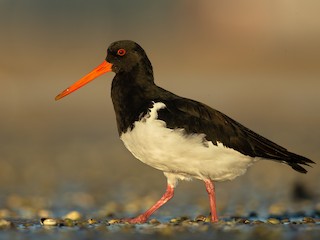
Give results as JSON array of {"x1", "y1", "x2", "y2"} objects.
[{"x1": 117, "y1": 49, "x2": 126, "y2": 56}]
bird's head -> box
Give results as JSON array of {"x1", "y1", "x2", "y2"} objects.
[
  {"x1": 55, "y1": 40, "x2": 151, "y2": 100},
  {"x1": 107, "y1": 40, "x2": 151, "y2": 73}
]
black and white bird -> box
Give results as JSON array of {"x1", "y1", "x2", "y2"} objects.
[{"x1": 56, "y1": 40, "x2": 314, "y2": 223}]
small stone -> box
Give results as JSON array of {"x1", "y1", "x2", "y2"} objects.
[
  {"x1": 302, "y1": 217, "x2": 315, "y2": 223},
  {"x1": 252, "y1": 220, "x2": 265, "y2": 224},
  {"x1": 63, "y1": 211, "x2": 82, "y2": 220},
  {"x1": 267, "y1": 218, "x2": 280, "y2": 224},
  {"x1": 235, "y1": 218, "x2": 250, "y2": 224},
  {"x1": 169, "y1": 218, "x2": 180, "y2": 224},
  {"x1": 169, "y1": 216, "x2": 190, "y2": 224},
  {"x1": 195, "y1": 215, "x2": 210, "y2": 222},
  {"x1": 281, "y1": 218, "x2": 290, "y2": 224},
  {"x1": 244, "y1": 219, "x2": 250, "y2": 224},
  {"x1": 63, "y1": 218, "x2": 75, "y2": 227},
  {"x1": 40, "y1": 218, "x2": 60, "y2": 226},
  {"x1": 87, "y1": 218, "x2": 98, "y2": 224},
  {"x1": 0, "y1": 219, "x2": 13, "y2": 228},
  {"x1": 80, "y1": 220, "x2": 93, "y2": 228},
  {"x1": 149, "y1": 219, "x2": 161, "y2": 225},
  {"x1": 108, "y1": 219, "x2": 121, "y2": 224},
  {"x1": 24, "y1": 222, "x2": 34, "y2": 228}
]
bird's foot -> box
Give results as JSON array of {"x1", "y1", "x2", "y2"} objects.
[
  {"x1": 121, "y1": 214, "x2": 148, "y2": 224},
  {"x1": 210, "y1": 217, "x2": 219, "y2": 223},
  {"x1": 210, "y1": 212, "x2": 219, "y2": 223}
]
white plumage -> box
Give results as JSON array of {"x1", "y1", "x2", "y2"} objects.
[{"x1": 120, "y1": 102, "x2": 257, "y2": 186}]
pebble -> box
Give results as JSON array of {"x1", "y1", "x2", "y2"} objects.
[
  {"x1": 87, "y1": 218, "x2": 98, "y2": 224},
  {"x1": 302, "y1": 217, "x2": 316, "y2": 223},
  {"x1": 170, "y1": 217, "x2": 183, "y2": 224},
  {"x1": 40, "y1": 218, "x2": 61, "y2": 226},
  {"x1": 235, "y1": 218, "x2": 250, "y2": 224},
  {"x1": 244, "y1": 219, "x2": 250, "y2": 224},
  {"x1": 149, "y1": 219, "x2": 161, "y2": 225},
  {"x1": 194, "y1": 215, "x2": 210, "y2": 222},
  {"x1": 252, "y1": 220, "x2": 265, "y2": 224},
  {"x1": 0, "y1": 219, "x2": 13, "y2": 228},
  {"x1": 108, "y1": 219, "x2": 121, "y2": 224},
  {"x1": 63, "y1": 211, "x2": 82, "y2": 220},
  {"x1": 170, "y1": 216, "x2": 190, "y2": 224},
  {"x1": 267, "y1": 218, "x2": 281, "y2": 224},
  {"x1": 281, "y1": 218, "x2": 290, "y2": 224},
  {"x1": 63, "y1": 218, "x2": 75, "y2": 227}
]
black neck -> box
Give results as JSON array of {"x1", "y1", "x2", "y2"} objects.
[{"x1": 111, "y1": 63, "x2": 157, "y2": 134}]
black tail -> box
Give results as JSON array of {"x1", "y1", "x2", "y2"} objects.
[
  {"x1": 231, "y1": 118, "x2": 316, "y2": 174},
  {"x1": 232, "y1": 120, "x2": 315, "y2": 173},
  {"x1": 285, "y1": 152, "x2": 315, "y2": 174}
]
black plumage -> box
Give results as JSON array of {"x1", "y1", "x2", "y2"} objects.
[{"x1": 108, "y1": 40, "x2": 314, "y2": 174}]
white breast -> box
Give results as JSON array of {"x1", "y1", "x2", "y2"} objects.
[{"x1": 120, "y1": 102, "x2": 257, "y2": 183}]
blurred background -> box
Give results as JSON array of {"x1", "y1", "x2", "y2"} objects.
[{"x1": 0, "y1": 0, "x2": 319, "y2": 219}]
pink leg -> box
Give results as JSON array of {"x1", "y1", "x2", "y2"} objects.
[
  {"x1": 122, "y1": 184, "x2": 174, "y2": 224},
  {"x1": 204, "y1": 179, "x2": 218, "y2": 222}
]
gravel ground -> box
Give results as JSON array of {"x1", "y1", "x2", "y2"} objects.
[
  {"x1": 0, "y1": 210, "x2": 319, "y2": 240},
  {"x1": 0, "y1": 119, "x2": 319, "y2": 240},
  {"x1": 0, "y1": 128, "x2": 319, "y2": 240},
  {"x1": 0, "y1": 114, "x2": 319, "y2": 240}
]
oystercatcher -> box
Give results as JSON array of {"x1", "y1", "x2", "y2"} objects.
[{"x1": 55, "y1": 40, "x2": 314, "y2": 223}]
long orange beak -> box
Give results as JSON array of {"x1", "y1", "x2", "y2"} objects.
[{"x1": 55, "y1": 60, "x2": 113, "y2": 100}]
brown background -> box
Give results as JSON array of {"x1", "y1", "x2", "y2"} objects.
[{"x1": 0, "y1": 0, "x2": 319, "y2": 217}]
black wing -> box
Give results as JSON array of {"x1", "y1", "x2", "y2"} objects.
[{"x1": 157, "y1": 97, "x2": 314, "y2": 173}]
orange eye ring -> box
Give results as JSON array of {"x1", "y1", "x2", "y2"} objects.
[{"x1": 117, "y1": 49, "x2": 126, "y2": 56}]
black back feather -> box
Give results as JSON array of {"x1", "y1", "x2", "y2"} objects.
[{"x1": 157, "y1": 96, "x2": 314, "y2": 173}]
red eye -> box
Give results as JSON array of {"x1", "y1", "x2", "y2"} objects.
[{"x1": 117, "y1": 49, "x2": 126, "y2": 56}]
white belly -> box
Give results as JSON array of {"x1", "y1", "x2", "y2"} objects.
[{"x1": 120, "y1": 102, "x2": 257, "y2": 183}]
